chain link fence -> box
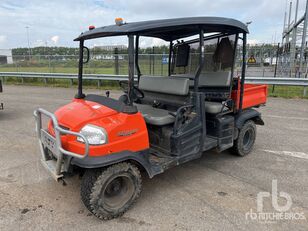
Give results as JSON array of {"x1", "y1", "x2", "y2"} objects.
[
  {"x1": 241, "y1": 43, "x2": 308, "y2": 78},
  {"x1": 2, "y1": 44, "x2": 307, "y2": 77},
  {"x1": 0, "y1": 53, "x2": 171, "y2": 76}
]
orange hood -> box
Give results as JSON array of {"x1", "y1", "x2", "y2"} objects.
[{"x1": 54, "y1": 99, "x2": 118, "y2": 131}]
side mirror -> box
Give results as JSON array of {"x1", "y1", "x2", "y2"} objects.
[{"x1": 83, "y1": 46, "x2": 90, "y2": 64}]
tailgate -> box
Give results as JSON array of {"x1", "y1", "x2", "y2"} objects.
[{"x1": 232, "y1": 84, "x2": 268, "y2": 110}]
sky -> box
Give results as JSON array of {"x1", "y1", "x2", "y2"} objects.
[{"x1": 0, "y1": 0, "x2": 306, "y2": 48}]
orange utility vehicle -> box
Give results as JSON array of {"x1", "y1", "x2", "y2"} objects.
[{"x1": 34, "y1": 17, "x2": 267, "y2": 220}]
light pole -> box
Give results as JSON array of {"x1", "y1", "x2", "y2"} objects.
[{"x1": 25, "y1": 26, "x2": 31, "y2": 60}]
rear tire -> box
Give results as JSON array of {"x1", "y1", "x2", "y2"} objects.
[
  {"x1": 80, "y1": 162, "x2": 142, "y2": 220},
  {"x1": 231, "y1": 120, "x2": 256, "y2": 156}
]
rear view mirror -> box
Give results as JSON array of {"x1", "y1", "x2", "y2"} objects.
[{"x1": 176, "y1": 44, "x2": 190, "y2": 67}]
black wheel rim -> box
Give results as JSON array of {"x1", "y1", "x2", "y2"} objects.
[
  {"x1": 100, "y1": 174, "x2": 135, "y2": 211},
  {"x1": 243, "y1": 128, "x2": 254, "y2": 151}
]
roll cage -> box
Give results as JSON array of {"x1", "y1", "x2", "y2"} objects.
[{"x1": 74, "y1": 17, "x2": 248, "y2": 112}]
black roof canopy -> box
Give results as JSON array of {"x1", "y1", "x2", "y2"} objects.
[{"x1": 74, "y1": 17, "x2": 248, "y2": 42}]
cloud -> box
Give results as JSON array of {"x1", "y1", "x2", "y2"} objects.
[
  {"x1": 0, "y1": 0, "x2": 289, "y2": 48},
  {"x1": 51, "y1": 36, "x2": 59, "y2": 44},
  {"x1": 0, "y1": 35, "x2": 6, "y2": 43},
  {"x1": 247, "y1": 39, "x2": 259, "y2": 45},
  {"x1": 139, "y1": 37, "x2": 169, "y2": 48}
]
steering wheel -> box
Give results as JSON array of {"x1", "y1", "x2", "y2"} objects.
[{"x1": 119, "y1": 81, "x2": 144, "y2": 100}]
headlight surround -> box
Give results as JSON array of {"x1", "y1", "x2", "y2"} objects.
[{"x1": 77, "y1": 124, "x2": 107, "y2": 145}]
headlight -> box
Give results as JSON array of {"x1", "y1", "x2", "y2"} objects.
[{"x1": 77, "y1": 124, "x2": 107, "y2": 145}]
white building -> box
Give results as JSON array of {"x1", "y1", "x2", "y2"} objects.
[{"x1": 0, "y1": 49, "x2": 13, "y2": 64}]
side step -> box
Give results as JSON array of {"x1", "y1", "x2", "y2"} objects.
[
  {"x1": 41, "y1": 159, "x2": 63, "y2": 181},
  {"x1": 203, "y1": 136, "x2": 218, "y2": 151}
]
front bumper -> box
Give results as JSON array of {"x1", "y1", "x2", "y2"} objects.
[{"x1": 34, "y1": 108, "x2": 89, "y2": 181}]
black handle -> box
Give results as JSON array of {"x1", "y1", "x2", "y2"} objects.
[{"x1": 173, "y1": 104, "x2": 194, "y2": 134}]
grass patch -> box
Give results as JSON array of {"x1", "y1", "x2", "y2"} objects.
[
  {"x1": 3, "y1": 77, "x2": 121, "y2": 90},
  {"x1": 0, "y1": 66, "x2": 115, "y2": 74},
  {"x1": 0, "y1": 58, "x2": 168, "y2": 76},
  {"x1": 268, "y1": 85, "x2": 308, "y2": 99}
]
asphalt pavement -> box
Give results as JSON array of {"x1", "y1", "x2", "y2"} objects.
[{"x1": 0, "y1": 85, "x2": 307, "y2": 231}]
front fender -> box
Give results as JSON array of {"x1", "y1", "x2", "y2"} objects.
[{"x1": 70, "y1": 149, "x2": 158, "y2": 178}]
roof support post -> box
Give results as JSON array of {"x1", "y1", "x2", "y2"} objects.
[
  {"x1": 135, "y1": 35, "x2": 141, "y2": 82},
  {"x1": 194, "y1": 29, "x2": 205, "y2": 92},
  {"x1": 75, "y1": 40, "x2": 85, "y2": 99},
  {"x1": 168, "y1": 41, "x2": 173, "y2": 76},
  {"x1": 127, "y1": 35, "x2": 135, "y2": 106},
  {"x1": 231, "y1": 33, "x2": 239, "y2": 78},
  {"x1": 239, "y1": 33, "x2": 247, "y2": 112},
  {"x1": 230, "y1": 33, "x2": 239, "y2": 96}
]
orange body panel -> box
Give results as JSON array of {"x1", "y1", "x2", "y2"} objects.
[
  {"x1": 231, "y1": 80, "x2": 268, "y2": 110},
  {"x1": 48, "y1": 99, "x2": 149, "y2": 157}
]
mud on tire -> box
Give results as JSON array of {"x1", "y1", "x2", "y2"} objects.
[
  {"x1": 231, "y1": 120, "x2": 256, "y2": 157},
  {"x1": 80, "y1": 162, "x2": 142, "y2": 220}
]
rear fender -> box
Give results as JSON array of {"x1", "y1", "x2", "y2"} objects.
[{"x1": 235, "y1": 109, "x2": 264, "y2": 129}]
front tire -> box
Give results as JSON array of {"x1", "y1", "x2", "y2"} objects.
[
  {"x1": 231, "y1": 120, "x2": 256, "y2": 156},
  {"x1": 80, "y1": 162, "x2": 142, "y2": 220}
]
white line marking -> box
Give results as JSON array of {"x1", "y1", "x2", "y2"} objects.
[
  {"x1": 263, "y1": 115, "x2": 308, "y2": 121},
  {"x1": 263, "y1": 150, "x2": 308, "y2": 160}
]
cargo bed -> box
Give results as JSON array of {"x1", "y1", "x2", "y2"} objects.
[{"x1": 232, "y1": 83, "x2": 268, "y2": 110}]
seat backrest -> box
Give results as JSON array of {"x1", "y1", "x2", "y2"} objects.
[
  {"x1": 198, "y1": 71, "x2": 231, "y2": 87},
  {"x1": 139, "y1": 76, "x2": 189, "y2": 96},
  {"x1": 170, "y1": 71, "x2": 231, "y2": 87},
  {"x1": 170, "y1": 71, "x2": 231, "y2": 101}
]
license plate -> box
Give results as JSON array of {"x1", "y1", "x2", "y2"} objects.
[{"x1": 41, "y1": 129, "x2": 58, "y2": 156}]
